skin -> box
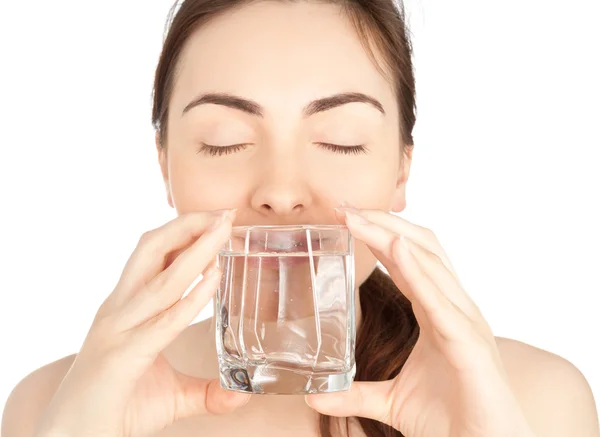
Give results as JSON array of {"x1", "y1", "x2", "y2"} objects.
[
  {"x1": 158, "y1": 1, "x2": 408, "y2": 292},
  {"x1": 2, "y1": 2, "x2": 599, "y2": 437}
]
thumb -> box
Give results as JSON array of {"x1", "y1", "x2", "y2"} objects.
[
  {"x1": 174, "y1": 372, "x2": 251, "y2": 420},
  {"x1": 305, "y1": 381, "x2": 393, "y2": 425}
]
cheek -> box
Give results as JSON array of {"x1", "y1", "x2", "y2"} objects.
[
  {"x1": 338, "y1": 166, "x2": 398, "y2": 208},
  {"x1": 168, "y1": 156, "x2": 249, "y2": 213},
  {"x1": 338, "y1": 161, "x2": 397, "y2": 285}
]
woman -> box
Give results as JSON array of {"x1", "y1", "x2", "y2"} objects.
[{"x1": 2, "y1": 0, "x2": 599, "y2": 436}]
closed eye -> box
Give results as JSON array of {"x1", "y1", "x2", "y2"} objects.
[
  {"x1": 197, "y1": 142, "x2": 368, "y2": 157},
  {"x1": 315, "y1": 142, "x2": 368, "y2": 155},
  {"x1": 197, "y1": 143, "x2": 250, "y2": 156}
]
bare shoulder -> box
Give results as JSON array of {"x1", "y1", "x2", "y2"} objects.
[
  {"x1": 1, "y1": 353, "x2": 77, "y2": 437},
  {"x1": 495, "y1": 336, "x2": 600, "y2": 437}
]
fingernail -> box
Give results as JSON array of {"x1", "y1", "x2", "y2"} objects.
[
  {"x1": 207, "y1": 210, "x2": 230, "y2": 232},
  {"x1": 212, "y1": 208, "x2": 237, "y2": 218},
  {"x1": 345, "y1": 210, "x2": 370, "y2": 226},
  {"x1": 334, "y1": 206, "x2": 361, "y2": 215},
  {"x1": 304, "y1": 395, "x2": 313, "y2": 408},
  {"x1": 226, "y1": 209, "x2": 238, "y2": 224}
]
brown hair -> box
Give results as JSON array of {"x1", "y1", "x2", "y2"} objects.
[{"x1": 151, "y1": 1, "x2": 420, "y2": 436}]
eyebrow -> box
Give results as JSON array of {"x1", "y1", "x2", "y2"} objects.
[{"x1": 181, "y1": 92, "x2": 386, "y2": 118}]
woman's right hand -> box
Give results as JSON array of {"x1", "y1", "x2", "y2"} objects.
[{"x1": 34, "y1": 209, "x2": 249, "y2": 437}]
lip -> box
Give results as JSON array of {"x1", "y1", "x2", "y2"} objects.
[{"x1": 223, "y1": 224, "x2": 348, "y2": 256}]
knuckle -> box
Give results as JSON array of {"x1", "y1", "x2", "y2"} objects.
[
  {"x1": 422, "y1": 227, "x2": 437, "y2": 242},
  {"x1": 91, "y1": 307, "x2": 114, "y2": 333},
  {"x1": 429, "y1": 251, "x2": 445, "y2": 267},
  {"x1": 95, "y1": 295, "x2": 114, "y2": 318},
  {"x1": 138, "y1": 230, "x2": 157, "y2": 247}
]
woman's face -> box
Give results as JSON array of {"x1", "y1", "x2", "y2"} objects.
[{"x1": 157, "y1": 1, "x2": 411, "y2": 287}]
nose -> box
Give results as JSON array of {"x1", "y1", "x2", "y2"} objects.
[{"x1": 250, "y1": 154, "x2": 312, "y2": 217}]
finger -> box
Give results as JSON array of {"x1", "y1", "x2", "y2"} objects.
[
  {"x1": 339, "y1": 210, "x2": 476, "y2": 317},
  {"x1": 305, "y1": 380, "x2": 394, "y2": 425},
  {"x1": 392, "y1": 236, "x2": 472, "y2": 342},
  {"x1": 402, "y1": 236, "x2": 483, "y2": 321},
  {"x1": 174, "y1": 373, "x2": 250, "y2": 420},
  {"x1": 356, "y1": 232, "x2": 435, "y2": 334},
  {"x1": 130, "y1": 262, "x2": 223, "y2": 355},
  {"x1": 333, "y1": 207, "x2": 347, "y2": 225},
  {"x1": 119, "y1": 215, "x2": 232, "y2": 329},
  {"x1": 338, "y1": 209, "x2": 420, "y2": 300},
  {"x1": 337, "y1": 211, "x2": 421, "y2": 303},
  {"x1": 336, "y1": 206, "x2": 459, "y2": 278},
  {"x1": 112, "y1": 210, "x2": 236, "y2": 305},
  {"x1": 341, "y1": 210, "x2": 397, "y2": 260}
]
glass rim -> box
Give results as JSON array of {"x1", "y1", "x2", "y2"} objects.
[{"x1": 231, "y1": 224, "x2": 348, "y2": 232}]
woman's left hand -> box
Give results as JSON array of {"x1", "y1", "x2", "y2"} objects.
[{"x1": 306, "y1": 207, "x2": 536, "y2": 437}]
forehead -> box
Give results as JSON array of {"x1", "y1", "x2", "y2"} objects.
[{"x1": 171, "y1": 1, "x2": 396, "y2": 115}]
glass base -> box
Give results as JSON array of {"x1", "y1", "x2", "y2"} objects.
[{"x1": 219, "y1": 361, "x2": 356, "y2": 394}]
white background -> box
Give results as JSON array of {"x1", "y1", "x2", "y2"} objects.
[{"x1": 1, "y1": 0, "x2": 599, "y2": 422}]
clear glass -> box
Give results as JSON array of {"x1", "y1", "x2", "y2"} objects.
[{"x1": 215, "y1": 224, "x2": 356, "y2": 394}]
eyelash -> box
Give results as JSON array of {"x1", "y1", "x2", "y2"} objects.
[
  {"x1": 197, "y1": 142, "x2": 368, "y2": 156},
  {"x1": 197, "y1": 143, "x2": 250, "y2": 156},
  {"x1": 317, "y1": 142, "x2": 368, "y2": 155}
]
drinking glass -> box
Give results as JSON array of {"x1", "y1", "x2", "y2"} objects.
[{"x1": 215, "y1": 224, "x2": 356, "y2": 394}]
